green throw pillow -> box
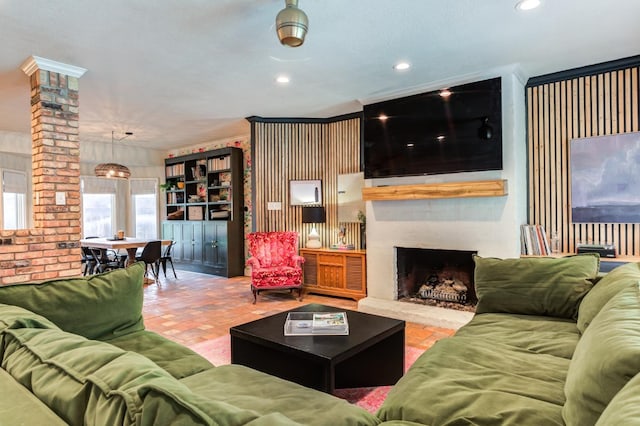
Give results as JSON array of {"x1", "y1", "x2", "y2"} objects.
[
  {"x1": 595, "y1": 372, "x2": 640, "y2": 426},
  {"x1": 563, "y1": 282, "x2": 640, "y2": 426},
  {"x1": 577, "y1": 261, "x2": 640, "y2": 333},
  {"x1": 474, "y1": 254, "x2": 599, "y2": 319},
  {"x1": 0, "y1": 263, "x2": 145, "y2": 340},
  {"x1": 0, "y1": 303, "x2": 59, "y2": 332}
]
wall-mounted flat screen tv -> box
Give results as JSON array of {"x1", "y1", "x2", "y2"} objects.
[{"x1": 363, "y1": 77, "x2": 503, "y2": 179}]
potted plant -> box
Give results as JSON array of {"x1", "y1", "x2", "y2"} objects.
[{"x1": 160, "y1": 179, "x2": 176, "y2": 191}]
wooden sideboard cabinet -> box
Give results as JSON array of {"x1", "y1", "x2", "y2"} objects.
[{"x1": 299, "y1": 248, "x2": 366, "y2": 301}]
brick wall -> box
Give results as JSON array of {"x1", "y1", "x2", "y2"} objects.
[{"x1": 0, "y1": 65, "x2": 82, "y2": 284}]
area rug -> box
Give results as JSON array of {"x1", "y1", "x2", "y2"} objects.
[{"x1": 188, "y1": 335, "x2": 425, "y2": 413}]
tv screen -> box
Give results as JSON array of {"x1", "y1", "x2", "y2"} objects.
[{"x1": 363, "y1": 77, "x2": 503, "y2": 179}]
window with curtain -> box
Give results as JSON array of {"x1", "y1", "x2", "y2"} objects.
[
  {"x1": 81, "y1": 176, "x2": 117, "y2": 238},
  {"x1": 2, "y1": 170, "x2": 27, "y2": 230},
  {"x1": 131, "y1": 178, "x2": 158, "y2": 239}
]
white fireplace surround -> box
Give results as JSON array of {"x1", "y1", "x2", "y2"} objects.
[{"x1": 358, "y1": 70, "x2": 528, "y2": 330}]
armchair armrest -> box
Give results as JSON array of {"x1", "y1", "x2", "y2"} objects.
[
  {"x1": 246, "y1": 257, "x2": 262, "y2": 270},
  {"x1": 291, "y1": 254, "x2": 305, "y2": 268}
]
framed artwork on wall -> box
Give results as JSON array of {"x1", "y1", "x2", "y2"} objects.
[
  {"x1": 290, "y1": 180, "x2": 322, "y2": 206},
  {"x1": 571, "y1": 131, "x2": 640, "y2": 223}
]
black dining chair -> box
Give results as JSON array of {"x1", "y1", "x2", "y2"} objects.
[
  {"x1": 89, "y1": 247, "x2": 123, "y2": 274},
  {"x1": 135, "y1": 240, "x2": 162, "y2": 280},
  {"x1": 81, "y1": 246, "x2": 97, "y2": 275},
  {"x1": 159, "y1": 241, "x2": 177, "y2": 279}
]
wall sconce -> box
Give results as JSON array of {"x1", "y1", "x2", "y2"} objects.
[{"x1": 302, "y1": 205, "x2": 325, "y2": 248}]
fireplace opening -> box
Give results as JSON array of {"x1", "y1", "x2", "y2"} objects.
[{"x1": 396, "y1": 247, "x2": 477, "y2": 312}]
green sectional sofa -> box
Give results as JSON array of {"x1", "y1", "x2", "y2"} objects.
[
  {"x1": 2, "y1": 255, "x2": 640, "y2": 425},
  {"x1": 0, "y1": 263, "x2": 379, "y2": 426},
  {"x1": 377, "y1": 254, "x2": 640, "y2": 426}
]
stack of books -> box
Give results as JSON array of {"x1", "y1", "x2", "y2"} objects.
[{"x1": 520, "y1": 224, "x2": 551, "y2": 256}]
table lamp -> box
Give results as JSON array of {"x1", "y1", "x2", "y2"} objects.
[{"x1": 302, "y1": 206, "x2": 325, "y2": 248}]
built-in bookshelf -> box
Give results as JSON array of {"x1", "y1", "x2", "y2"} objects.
[{"x1": 162, "y1": 147, "x2": 244, "y2": 277}]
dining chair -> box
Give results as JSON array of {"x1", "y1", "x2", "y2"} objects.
[
  {"x1": 135, "y1": 240, "x2": 162, "y2": 280},
  {"x1": 89, "y1": 247, "x2": 123, "y2": 274},
  {"x1": 159, "y1": 241, "x2": 177, "y2": 279},
  {"x1": 81, "y1": 246, "x2": 97, "y2": 275}
]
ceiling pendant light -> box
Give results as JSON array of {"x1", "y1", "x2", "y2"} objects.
[
  {"x1": 94, "y1": 131, "x2": 132, "y2": 179},
  {"x1": 275, "y1": 0, "x2": 309, "y2": 47}
]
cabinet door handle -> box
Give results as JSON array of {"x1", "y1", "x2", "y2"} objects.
[{"x1": 211, "y1": 240, "x2": 217, "y2": 247}]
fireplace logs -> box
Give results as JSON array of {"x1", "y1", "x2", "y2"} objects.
[
  {"x1": 396, "y1": 247, "x2": 477, "y2": 312},
  {"x1": 419, "y1": 274, "x2": 468, "y2": 304}
]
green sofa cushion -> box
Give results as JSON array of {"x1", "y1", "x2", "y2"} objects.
[
  {"x1": 0, "y1": 326, "x2": 267, "y2": 426},
  {"x1": 0, "y1": 303, "x2": 59, "y2": 332},
  {"x1": 563, "y1": 282, "x2": 640, "y2": 426},
  {"x1": 0, "y1": 368, "x2": 68, "y2": 425},
  {"x1": 454, "y1": 312, "x2": 580, "y2": 359},
  {"x1": 474, "y1": 254, "x2": 598, "y2": 319},
  {"x1": 378, "y1": 336, "x2": 569, "y2": 425},
  {"x1": 105, "y1": 330, "x2": 214, "y2": 379},
  {"x1": 595, "y1": 372, "x2": 640, "y2": 426},
  {"x1": 180, "y1": 364, "x2": 381, "y2": 426},
  {"x1": 577, "y1": 261, "x2": 640, "y2": 333},
  {"x1": 0, "y1": 263, "x2": 145, "y2": 340}
]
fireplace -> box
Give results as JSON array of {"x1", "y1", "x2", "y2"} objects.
[{"x1": 396, "y1": 247, "x2": 477, "y2": 312}]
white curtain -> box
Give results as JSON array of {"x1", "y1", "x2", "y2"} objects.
[
  {"x1": 81, "y1": 176, "x2": 117, "y2": 194},
  {"x1": 2, "y1": 170, "x2": 27, "y2": 194},
  {"x1": 130, "y1": 178, "x2": 157, "y2": 195}
]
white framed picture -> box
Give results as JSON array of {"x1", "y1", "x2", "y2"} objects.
[{"x1": 290, "y1": 180, "x2": 322, "y2": 206}]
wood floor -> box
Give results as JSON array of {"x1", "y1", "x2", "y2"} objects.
[{"x1": 142, "y1": 269, "x2": 455, "y2": 350}]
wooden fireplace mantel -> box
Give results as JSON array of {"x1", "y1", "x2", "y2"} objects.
[{"x1": 361, "y1": 179, "x2": 508, "y2": 201}]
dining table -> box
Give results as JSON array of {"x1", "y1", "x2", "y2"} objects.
[{"x1": 80, "y1": 237, "x2": 172, "y2": 266}]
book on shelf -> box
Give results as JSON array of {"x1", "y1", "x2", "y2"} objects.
[
  {"x1": 284, "y1": 311, "x2": 349, "y2": 336},
  {"x1": 207, "y1": 156, "x2": 231, "y2": 171},
  {"x1": 165, "y1": 163, "x2": 184, "y2": 177},
  {"x1": 520, "y1": 224, "x2": 552, "y2": 256}
]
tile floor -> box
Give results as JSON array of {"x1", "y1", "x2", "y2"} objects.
[{"x1": 142, "y1": 269, "x2": 455, "y2": 350}]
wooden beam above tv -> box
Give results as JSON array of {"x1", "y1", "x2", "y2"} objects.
[{"x1": 361, "y1": 179, "x2": 508, "y2": 201}]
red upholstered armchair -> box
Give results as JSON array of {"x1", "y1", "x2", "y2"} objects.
[{"x1": 246, "y1": 231, "x2": 305, "y2": 304}]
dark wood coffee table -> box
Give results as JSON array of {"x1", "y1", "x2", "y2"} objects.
[{"x1": 230, "y1": 303, "x2": 405, "y2": 393}]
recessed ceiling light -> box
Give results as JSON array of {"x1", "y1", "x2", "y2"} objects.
[
  {"x1": 276, "y1": 75, "x2": 290, "y2": 84},
  {"x1": 394, "y1": 62, "x2": 411, "y2": 71},
  {"x1": 439, "y1": 89, "x2": 452, "y2": 98},
  {"x1": 515, "y1": 0, "x2": 540, "y2": 11}
]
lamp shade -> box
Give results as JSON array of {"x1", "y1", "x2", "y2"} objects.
[
  {"x1": 94, "y1": 162, "x2": 131, "y2": 179},
  {"x1": 302, "y1": 206, "x2": 325, "y2": 223}
]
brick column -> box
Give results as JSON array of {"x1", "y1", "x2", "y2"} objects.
[
  {"x1": 0, "y1": 57, "x2": 86, "y2": 284},
  {"x1": 29, "y1": 64, "x2": 81, "y2": 229}
]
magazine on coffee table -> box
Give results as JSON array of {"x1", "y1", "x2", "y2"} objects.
[{"x1": 284, "y1": 311, "x2": 349, "y2": 336}]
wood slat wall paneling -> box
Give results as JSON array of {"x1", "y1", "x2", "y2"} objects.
[
  {"x1": 250, "y1": 117, "x2": 361, "y2": 249},
  {"x1": 527, "y1": 61, "x2": 640, "y2": 256}
]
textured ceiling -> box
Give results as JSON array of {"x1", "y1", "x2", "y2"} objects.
[{"x1": 1, "y1": 0, "x2": 639, "y2": 150}]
